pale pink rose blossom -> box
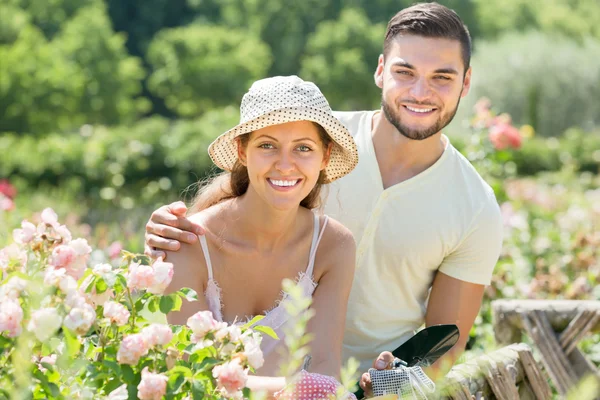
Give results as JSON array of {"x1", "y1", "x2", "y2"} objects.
[
  {"x1": 107, "y1": 384, "x2": 129, "y2": 400},
  {"x1": 63, "y1": 304, "x2": 96, "y2": 335},
  {"x1": 147, "y1": 259, "x2": 174, "y2": 294},
  {"x1": 137, "y1": 367, "x2": 168, "y2": 400},
  {"x1": 0, "y1": 277, "x2": 28, "y2": 300},
  {"x1": 38, "y1": 354, "x2": 57, "y2": 372},
  {"x1": 65, "y1": 292, "x2": 88, "y2": 309},
  {"x1": 41, "y1": 208, "x2": 59, "y2": 226},
  {"x1": 108, "y1": 241, "x2": 123, "y2": 260},
  {"x1": 28, "y1": 308, "x2": 62, "y2": 342},
  {"x1": 117, "y1": 333, "x2": 150, "y2": 365},
  {"x1": 0, "y1": 179, "x2": 16, "y2": 198},
  {"x1": 50, "y1": 244, "x2": 77, "y2": 269},
  {"x1": 55, "y1": 224, "x2": 72, "y2": 242},
  {"x1": 212, "y1": 359, "x2": 248, "y2": 398},
  {"x1": 187, "y1": 311, "x2": 219, "y2": 341},
  {"x1": 103, "y1": 301, "x2": 130, "y2": 326},
  {"x1": 216, "y1": 325, "x2": 242, "y2": 342},
  {"x1": 70, "y1": 238, "x2": 92, "y2": 256},
  {"x1": 142, "y1": 324, "x2": 174, "y2": 347},
  {"x1": 127, "y1": 263, "x2": 155, "y2": 290},
  {"x1": 13, "y1": 221, "x2": 36, "y2": 244},
  {"x1": 0, "y1": 243, "x2": 28, "y2": 271},
  {"x1": 241, "y1": 332, "x2": 264, "y2": 370},
  {"x1": 0, "y1": 299, "x2": 24, "y2": 337},
  {"x1": 0, "y1": 196, "x2": 14, "y2": 211}
]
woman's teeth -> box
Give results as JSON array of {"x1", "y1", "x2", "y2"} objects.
[{"x1": 269, "y1": 179, "x2": 298, "y2": 187}]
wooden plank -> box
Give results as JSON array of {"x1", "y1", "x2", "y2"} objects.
[
  {"x1": 517, "y1": 348, "x2": 552, "y2": 400},
  {"x1": 492, "y1": 300, "x2": 600, "y2": 345}
]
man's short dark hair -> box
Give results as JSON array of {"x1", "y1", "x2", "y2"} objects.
[{"x1": 383, "y1": 2, "x2": 472, "y2": 71}]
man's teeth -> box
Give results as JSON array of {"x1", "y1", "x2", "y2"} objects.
[
  {"x1": 270, "y1": 179, "x2": 298, "y2": 187},
  {"x1": 406, "y1": 106, "x2": 434, "y2": 113}
]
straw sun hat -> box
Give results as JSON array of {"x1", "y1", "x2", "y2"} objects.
[{"x1": 208, "y1": 76, "x2": 359, "y2": 183}]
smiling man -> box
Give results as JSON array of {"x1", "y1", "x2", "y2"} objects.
[{"x1": 144, "y1": 2, "x2": 503, "y2": 397}]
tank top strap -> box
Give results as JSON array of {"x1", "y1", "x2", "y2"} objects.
[
  {"x1": 198, "y1": 235, "x2": 214, "y2": 281},
  {"x1": 305, "y1": 213, "x2": 329, "y2": 277}
]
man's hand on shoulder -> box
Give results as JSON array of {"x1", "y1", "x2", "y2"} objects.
[{"x1": 144, "y1": 201, "x2": 205, "y2": 259}]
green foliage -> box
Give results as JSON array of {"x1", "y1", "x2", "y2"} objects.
[
  {"x1": 147, "y1": 24, "x2": 272, "y2": 117},
  {"x1": 466, "y1": 32, "x2": 600, "y2": 137},
  {"x1": 301, "y1": 8, "x2": 385, "y2": 110},
  {"x1": 218, "y1": 0, "x2": 329, "y2": 76},
  {"x1": 473, "y1": 0, "x2": 600, "y2": 41},
  {"x1": 0, "y1": 107, "x2": 239, "y2": 210},
  {"x1": 5, "y1": 0, "x2": 100, "y2": 39},
  {"x1": 0, "y1": 3, "x2": 147, "y2": 134}
]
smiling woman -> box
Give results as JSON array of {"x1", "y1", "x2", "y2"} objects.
[{"x1": 162, "y1": 76, "x2": 360, "y2": 399}]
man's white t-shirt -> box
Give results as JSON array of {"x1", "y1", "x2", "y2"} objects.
[{"x1": 323, "y1": 110, "x2": 503, "y2": 371}]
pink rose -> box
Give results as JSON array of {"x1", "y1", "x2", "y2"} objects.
[
  {"x1": 70, "y1": 238, "x2": 92, "y2": 256},
  {"x1": 55, "y1": 224, "x2": 72, "y2": 242},
  {"x1": 0, "y1": 277, "x2": 28, "y2": 301},
  {"x1": 137, "y1": 367, "x2": 168, "y2": 400},
  {"x1": 103, "y1": 301, "x2": 130, "y2": 326},
  {"x1": 147, "y1": 258, "x2": 174, "y2": 295},
  {"x1": 142, "y1": 323, "x2": 174, "y2": 347},
  {"x1": 212, "y1": 359, "x2": 248, "y2": 398},
  {"x1": 0, "y1": 179, "x2": 16, "y2": 199},
  {"x1": 117, "y1": 333, "x2": 150, "y2": 365},
  {"x1": 489, "y1": 115, "x2": 522, "y2": 150},
  {"x1": 13, "y1": 221, "x2": 36, "y2": 244},
  {"x1": 0, "y1": 196, "x2": 14, "y2": 211},
  {"x1": 241, "y1": 332, "x2": 264, "y2": 370},
  {"x1": 28, "y1": 308, "x2": 62, "y2": 342},
  {"x1": 41, "y1": 208, "x2": 59, "y2": 226},
  {"x1": 0, "y1": 243, "x2": 28, "y2": 272},
  {"x1": 0, "y1": 299, "x2": 24, "y2": 337},
  {"x1": 107, "y1": 384, "x2": 128, "y2": 400},
  {"x1": 63, "y1": 304, "x2": 96, "y2": 335},
  {"x1": 127, "y1": 263, "x2": 154, "y2": 290},
  {"x1": 38, "y1": 354, "x2": 57, "y2": 372},
  {"x1": 187, "y1": 311, "x2": 219, "y2": 341},
  {"x1": 108, "y1": 241, "x2": 123, "y2": 260}
]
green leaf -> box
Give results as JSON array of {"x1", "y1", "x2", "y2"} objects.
[
  {"x1": 191, "y1": 380, "x2": 205, "y2": 400},
  {"x1": 95, "y1": 277, "x2": 108, "y2": 294},
  {"x1": 241, "y1": 315, "x2": 265, "y2": 329},
  {"x1": 253, "y1": 325, "x2": 279, "y2": 340},
  {"x1": 159, "y1": 295, "x2": 175, "y2": 314},
  {"x1": 84, "y1": 276, "x2": 97, "y2": 293},
  {"x1": 103, "y1": 360, "x2": 121, "y2": 376},
  {"x1": 167, "y1": 366, "x2": 193, "y2": 378},
  {"x1": 63, "y1": 328, "x2": 81, "y2": 358},
  {"x1": 135, "y1": 299, "x2": 145, "y2": 312},
  {"x1": 121, "y1": 365, "x2": 136, "y2": 384},
  {"x1": 148, "y1": 297, "x2": 158, "y2": 313},
  {"x1": 159, "y1": 294, "x2": 182, "y2": 314},
  {"x1": 167, "y1": 372, "x2": 186, "y2": 395},
  {"x1": 177, "y1": 287, "x2": 198, "y2": 302}
]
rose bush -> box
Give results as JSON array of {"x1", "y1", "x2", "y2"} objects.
[{"x1": 0, "y1": 208, "x2": 274, "y2": 399}]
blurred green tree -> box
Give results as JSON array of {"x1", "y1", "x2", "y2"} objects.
[
  {"x1": 5, "y1": 0, "x2": 99, "y2": 39},
  {"x1": 0, "y1": 3, "x2": 148, "y2": 134},
  {"x1": 218, "y1": 0, "x2": 330, "y2": 76},
  {"x1": 146, "y1": 24, "x2": 272, "y2": 117},
  {"x1": 467, "y1": 32, "x2": 600, "y2": 137},
  {"x1": 300, "y1": 8, "x2": 385, "y2": 110},
  {"x1": 473, "y1": 0, "x2": 600, "y2": 41}
]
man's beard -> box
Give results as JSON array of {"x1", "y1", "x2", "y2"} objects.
[{"x1": 381, "y1": 96, "x2": 461, "y2": 141}]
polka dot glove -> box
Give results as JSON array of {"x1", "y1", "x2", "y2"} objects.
[{"x1": 274, "y1": 370, "x2": 357, "y2": 400}]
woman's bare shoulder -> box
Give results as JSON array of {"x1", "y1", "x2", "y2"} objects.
[{"x1": 315, "y1": 215, "x2": 356, "y2": 273}]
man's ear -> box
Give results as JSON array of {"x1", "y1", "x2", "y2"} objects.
[
  {"x1": 374, "y1": 54, "x2": 385, "y2": 89},
  {"x1": 460, "y1": 67, "x2": 472, "y2": 99},
  {"x1": 236, "y1": 138, "x2": 247, "y2": 166}
]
